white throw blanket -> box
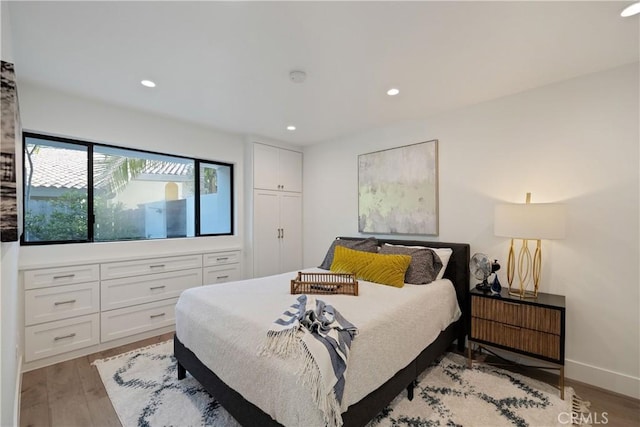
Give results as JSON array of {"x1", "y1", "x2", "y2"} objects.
[{"x1": 259, "y1": 294, "x2": 358, "y2": 427}]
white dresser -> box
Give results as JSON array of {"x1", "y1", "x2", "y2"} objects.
[
  {"x1": 24, "y1": 265, "x2": 101, "y2": 362},
  {"x1": 22, "y1": 249, "x2": 241, "y2": 370}
]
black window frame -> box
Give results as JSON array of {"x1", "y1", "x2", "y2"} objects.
[{"x1": 21, "y1": 132, "x2": 234, "y2": 245}]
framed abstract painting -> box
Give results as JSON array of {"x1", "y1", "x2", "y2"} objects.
[{"x1": 358, "y1": 140, "x2": 438, "y2": 235}]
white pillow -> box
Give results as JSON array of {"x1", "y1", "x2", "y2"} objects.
[
  {"x1": 428, "y1": 247, "x2": 453, "y2": 280},
  {"x1": 383, "y1": 244, "x2": 453, "y2": 281}
]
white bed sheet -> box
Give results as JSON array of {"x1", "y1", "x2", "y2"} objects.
[{"x1": 175, "y1": 267, "x2": 461, "y2": 426}]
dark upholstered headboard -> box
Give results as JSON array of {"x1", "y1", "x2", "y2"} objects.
[{"x1": 336, "y1": 237, "x2": 470, "y2": 315}]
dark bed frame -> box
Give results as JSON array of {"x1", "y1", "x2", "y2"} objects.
[{"x1": 174, "y1": 237, "x2": 470, "y2": 427}]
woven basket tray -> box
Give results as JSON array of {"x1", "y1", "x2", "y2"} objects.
[{"x1": 290, "y1": 272, "x2": 359, "y2": 296}]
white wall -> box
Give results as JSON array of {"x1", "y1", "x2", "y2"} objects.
[
  {"x1": 1, "y1": 2, "x2": 22, "y2": 425},
  {"x1": 303, "y1": 63, "x2": 639, "y2": 398},
  {"x1": 18, "y1": 82, "x2": 245, "y2": 267}
]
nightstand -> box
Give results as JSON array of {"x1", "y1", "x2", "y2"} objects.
[{"x1": 467, "y1": 288, "x2": 566, "y2": 398}]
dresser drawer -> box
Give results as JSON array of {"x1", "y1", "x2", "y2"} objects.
[
  {"x1": 25, "y1": 314, "x2": 99, "y2": 362},
  {"x1": 100, "y1": 255, "x2": 203, "y2": 280},
  {"x1": 24, "y1": 264, "x2": 100, "y2": 290},
  {"x1": 101, "y1": 268, "x2": 202, "y2": 311},
  {"x1": 101, "y1": 298, "x2": 178, "y2": 342},
  {"x1": 203, "y1": 251, "x2": 240, "y2": 267},
  {"x1": 25, "y1": 282, "x2": 100, "y2": 326},
  {"x1": 203, "y1": 264, "x2": 241, "y2": 284}
]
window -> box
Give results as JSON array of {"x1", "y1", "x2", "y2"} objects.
[
  {"x1": 199, "y1": 162, "x2": 233, "y2": 235},
  {"x1": 23, "y1": 133, "x2": 233, "y2": 244},
  {"x1": 24, "y1": 139, "x2": 89, "y2": 243}
]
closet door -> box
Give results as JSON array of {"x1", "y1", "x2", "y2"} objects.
[
  {"x1": 253, "y1": 190, "x2": 281, "y2": 278},
  {"x1": 253, "y1": 144, "x2": 280, "y2": 191},
  {"x1": 279, "y1": 193, "x2": 302, "y2": 273},
  {"x1": 278, "y1": 149, "x2": 302, "y2": 193},
  {"x1": 253, "y1": 143, "x2": 302, "y2": 193}
]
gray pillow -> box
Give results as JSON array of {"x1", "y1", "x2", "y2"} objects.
[
  {"x1": 378, "y1": 245, "x2": 443, "y2": 284},
  {"x1": 319, "y1": 237, "x2": 379, "y2": 270}
]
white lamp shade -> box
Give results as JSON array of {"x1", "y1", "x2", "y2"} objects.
[{"x1": 495, "y1": 203, "x2": 566, "y2": 240}]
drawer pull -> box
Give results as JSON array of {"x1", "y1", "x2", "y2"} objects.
[
  {"x1": 216, "y1": 257, "x2": 229, "y2": 261},
  {"x1": 502, "y1": 302, "x2": 521, "y2": 307},
  {"x1": 53, "y1": 274, "x2": 76, "y2": 280},
  {"x1": 217, "y1": 275, "x2": 229, "y2": 280},
  {"x1": 54, "y1": 333, "x2": 76, "y2": 341},
  {"x1": 150, "y1": 264, "x2": 166, "y2": 269},
  {"x1": 150, "y1": 313, "x2": 166, "y2": 319},
  {"x1": 149, "y1": 285, "x2": 166, "y2": 290},
  {"x1": 54, "y1": 299, "x2": 77, "y2": 306},
  {"x1": 503, "y1": 324, "x2": 521, "y2": 330}
]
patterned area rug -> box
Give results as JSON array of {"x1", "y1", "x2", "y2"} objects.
[{"x1": 93, "y1": 340, "x2": 577, "y2": 427}]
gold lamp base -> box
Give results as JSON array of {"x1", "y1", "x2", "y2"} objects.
[{"x1": 506, "y1": 238, "x2": 541, "y2": 299}]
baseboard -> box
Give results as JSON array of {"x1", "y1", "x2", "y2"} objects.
[
  {"x1": 566, "y1": 358, "x2": 640, "y2": 399},
  {"x1": 14, "y1": 354, "x2": 23, "y2": 427}
]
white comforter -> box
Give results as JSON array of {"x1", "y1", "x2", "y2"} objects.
[{"x1": 175, "y1": 268, "x2": 461, "y2": 426}]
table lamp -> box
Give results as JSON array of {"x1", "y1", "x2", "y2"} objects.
[{"x1": 494, "y1": 193, "x2": 565, "y2": 298}]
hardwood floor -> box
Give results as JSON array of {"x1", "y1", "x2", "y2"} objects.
[
  {"x1": 20, "y1": 332, "x2": 174, "y2": 427},
  {"x1": 21, "y1": 335, "x2": 639, "y2": 427}
]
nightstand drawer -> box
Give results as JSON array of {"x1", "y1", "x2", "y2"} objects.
[
  {"x1": 521, "y1": 305, "x2": 561, "y2": 335},
  {"x1": 522, "y1": 329, "x2": 561, "y2": 360},
  {"x1": 471, "y1": 317, "x2": 561, "y2": 361},
  {"x1": 472, "y1": 318, "x2": 522, "y2": 349},
  {"x1": 471, "y1": 296, "x2": 522, "y2": 327}
]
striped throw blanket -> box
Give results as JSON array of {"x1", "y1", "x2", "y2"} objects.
[{"x1": 259, "y1": 294, "x2": 358, "y2": 427}]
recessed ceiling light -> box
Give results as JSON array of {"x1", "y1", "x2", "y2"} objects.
[
  {"x1": 287, "y1": 125, "x2": 296, "y2": 131},
  {"x1": 141, "y1": 79, "x2": 156, "y2": 88},
  {"x1": 387, "y1": 88, "x2": 400, "y2": 96},
  {"x1": 621, "y1": 2, "x2": 640, "y2": 17}
]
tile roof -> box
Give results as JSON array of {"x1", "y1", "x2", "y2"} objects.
[{"x1": 26, "y1": 146, "x2": 193, "y2": 190}]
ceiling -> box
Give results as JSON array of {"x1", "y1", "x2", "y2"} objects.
[{"x1": 7, "y1": 1, "x2": 639, "y2": 146}]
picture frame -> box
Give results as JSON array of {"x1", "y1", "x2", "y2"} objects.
[
  {"x1": 358, "y1": 140, "x2": 439, "y2": 235},
  {"x1": 1, "y1": 60, "x2": 20, "y2": 242}
]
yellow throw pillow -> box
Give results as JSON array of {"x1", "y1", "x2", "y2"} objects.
[{"x1": 330, "y1": 246, "x2": 411, "y2": 288}]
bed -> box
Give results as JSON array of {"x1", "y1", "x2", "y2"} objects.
[{"x1": 174, "y1": 237, "x2": 470, "y2": 427}]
